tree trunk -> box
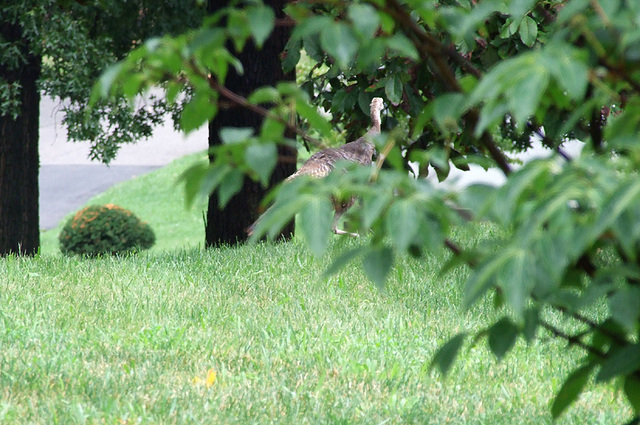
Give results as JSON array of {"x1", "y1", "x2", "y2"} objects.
[
  {"x1": 0, "y1": 21, "x2": 41, "y2": 256},
  {"x1": 205, "y1": 0, "x2": 296, "y2": 247}
]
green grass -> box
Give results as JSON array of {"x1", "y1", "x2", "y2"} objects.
[{"x1": 1, "y1": 155, "x2": 632, "y2": 423}]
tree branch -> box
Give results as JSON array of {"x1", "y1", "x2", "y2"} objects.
[
  {"x1": 539, "y1": 319, "x2": 606, "y2": 359},
  {"x1": 381, "y1": 0, "x2": 513, "y2": 176},
  {"x1": 208, "y1": 76, "x2": 327, "y2": 150}
]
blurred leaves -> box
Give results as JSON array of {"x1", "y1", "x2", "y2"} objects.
[
  {"x1": 320, "y1": 22, "x2": 359, "y2": 70},
  {"x1": 551, "y1": 364, "x2": 594, "y2": 418}
]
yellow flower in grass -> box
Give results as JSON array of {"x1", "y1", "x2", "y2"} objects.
[
  {"x1": 206, "y1": 368, "x2": 217, "y2": 388},
  {"x1": 192, "y1": 368, "x2": 217, "y2": 388}
]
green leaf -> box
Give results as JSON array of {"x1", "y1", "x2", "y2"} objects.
[
  {"x1": 609, "y1": 287, "x2": 640, "y2": 335},
  {"x1": 249, "y1": 196, "x2": 308, "y2": 241},
  {"x1": 441, "y1": 0, "x2": 502, "y2": 43},
  {"x1": 492, "y1": 160, "x2": 551, "y2": 223},
  {"x1": 362, "y1": 190, "x2": 392, "y2": 228},
  {"x1": 385, "y1": 74, "x2": 403, "y2": 105},
  {"x1": 362, "y1": 246, "x2": 394, "y2": 289},
  {"x1": 248, "y1": 86, "x2": 281, "y2": 104},
  {"x1": 165, "y1": 81, "x2": 183, "y2": 104},
  {"x1": 518, "y1": 15, "x2": 538, "y2": 47},
  {"x1": 296, "y1": 99, "x2": 332, "y2": 137},
  {"x1": 430, "y1": 333, "x2": 466, "y2": 376},
  {"x1": 181, "y1": 162, "x2": 239, "y2": 209},
  {"x1": 180, "y1": 91, "x2": 218, "y2": 133},
  {"x1": 592, "y1": 180, "x2": 640, "y2": 240},
  {"x1": 624, "y1": 375, "x2": 640, "y2": 415},
  {"x1": 544, "y1": 43, "x2": 589, "y2": 100},
  {"x1": 597, "y1": 343, "x2": 640, "y2": 382},
  {"x1": 348, "y1": 3, "x2": 380, "y2": 39},
  {"x1": 557, "y1": 0, "x2": 590, "y2": 24},
  {"x1": 488, "y1": 317, "x2": 519, "y2": 360},
  {"x1": 97, "y1": 62, "x2": 124, "y2": 98},
  {"x1": 509, "y1": 69, "x2": 548, "y2": 127},
  {"x1": 331, "y1": 90, "x2": 349, "y2": 114},
  {"x1": 260, "y1": 117, "x2": 286, "y2": 141},
  {"x1": 385, "y1": 33, "x2": 419, "y2": 61},
  {"x1": 227, "y1": 8, "x2": 251, "y2": 52},
  {"x1": 509, "y1": 0, "x2": 536, "y2": 20},
  {"x1": 475, "y1": 102, "x2": 509, "y2": 136},
  {"x1": 291, "y1": 15, "x2": 333, "y2": 39},
  {"x1": 605, "y1": 99, "x2": 640, "y2": 149},
  {"x1": 246, "y1": 5, "x2": 275, "y2": 48},
  {"x1": 299, "y1": 196, "x2": 333, "y2": 257},
  {"x1": 530, "y1": 233, "x2": 570, "y2": 295},
  {"x1": 497, "y1": 248, "x2": 532, "y2": 318},
  {"x1": 451, "y1": 150, "x2": 471, "y2": 171},
  {"x1": 612, "y1": 208, "x2": 640, "y2": 261},
  {"x1": 187, "y1": 28, "x2": 225, "y2": 55},
  {"x1": 203, "y1": 48, "x2": 230, "y2": 83},
  {"x1": 467, "y1": 52, "x2": 541, "y2": 121},
  {"x1": 551, "y1": 364, "x2": 594, "y2": 418},
  {"x1": 432, "y1": 93, "x2": 465, "y2": 134},
  {"x1": 464, "y1": 245, "x2": 535, "y2": 309},
  {"x1": 320, "y1": 23, "x2": 359, "y2": 69},
  {"x1": 385, "y1": 199, "x2": 420, "y2": 253},
  {"x1": 457, "y1": 183, "x2": 496, "y2": 219},
  {"x1": 219, "y1": 127, "x2": 254, "y2": 144},
  {"x1": 121, "y1": 73, "x2": 146, "y2": 99},
  {"x1": 282, "y1": 38, "x2": 302, "y2": 73},
  {"x1": 178, "y1": 161, "x2": 209, "y2": 208},
  {"x1": 429, "y1": 148, "x2": 450, "y2": 182},
  {"x1": 245, "y1": 143, "x2": 277, "y2": 186},
  {"x1": 356, "y1": 39, "x2": 387, "y2": 71},
  {"x1": 501, "y1": 18, "x2": 520, "y2": 38},
  {"x1": 218, "y1": 168, "x2": 244, "y2": 208}
]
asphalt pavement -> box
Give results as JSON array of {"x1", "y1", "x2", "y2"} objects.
[{"x1": 39, "y1": 96, "x2": 207, "y2": 230}]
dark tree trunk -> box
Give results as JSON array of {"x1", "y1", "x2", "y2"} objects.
[
  {"x1": 205, "y1": 0, "x2": 296, "y2": 247},
  {"x1": 0, "y1": 22, "x2": 41, "y2": 256}
]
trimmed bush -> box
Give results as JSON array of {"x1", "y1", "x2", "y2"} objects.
[{"x1": 59, "y1": 204, "x2": 155, "y2": 256}]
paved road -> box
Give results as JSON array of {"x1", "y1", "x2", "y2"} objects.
[{"x1": 39, "y1": 96, "x2": 207, "y2": 230}]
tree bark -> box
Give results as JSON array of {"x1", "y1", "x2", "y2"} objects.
[
  {"x1": 0, "y1": 21, "x2": 41, "y2": 256},
  {"x1": 205, "y1": 0, "x2": 296, "y2": 247}
]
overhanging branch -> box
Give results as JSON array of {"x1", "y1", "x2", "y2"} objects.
[
  {"x1": 208, "y1": 77, "x2": 326, "y2": 150},
  {"x1": 381, "y1": 0, "x2": 513, "y2": 177}
]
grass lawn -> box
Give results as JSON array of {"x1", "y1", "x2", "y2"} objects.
[{"x1": 0, "y1": 155, "x2": 631, "y2": 423}]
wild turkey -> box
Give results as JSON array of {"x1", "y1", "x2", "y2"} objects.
[{"x1": 249, "y1": 96, "x2": 383, "y2": 236}]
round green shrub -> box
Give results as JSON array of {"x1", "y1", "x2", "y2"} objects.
[{"x1": 59, "y1": 204, "x2": 155, "y2": 256}]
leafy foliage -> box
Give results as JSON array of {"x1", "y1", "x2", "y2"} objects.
[
  {"x1": 94, "y1": 0, "x2": 640, "y2": 421},
  {"x1": 1, "y1": 0, "x2": 204, "y2": 163},
  {"x1": 59, "y1": 204, "x2": 155, "y2": 256}
]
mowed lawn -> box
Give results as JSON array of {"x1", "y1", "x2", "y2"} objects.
[{"x1": 0, "y1": 154, "x2": 631, "y2": 424}]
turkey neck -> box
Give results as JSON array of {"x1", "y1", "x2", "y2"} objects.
[
  {"x1": 371, "y1": 104, "x2": 381, "y2": 133},
  {"x1": 365, "y1": 101, "x2": 382, "y2": 140}
]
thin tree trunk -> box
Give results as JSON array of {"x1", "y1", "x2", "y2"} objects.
[
  {"x1": 205, "y1": 0, "x2": 296, "y2": 246},
  {"x1": 0, "y1": 21, "x2": 41, "y2": 256}
]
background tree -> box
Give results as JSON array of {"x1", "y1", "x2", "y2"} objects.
[
  {"x1": 0, "y1": 7, "x2": 41, "y2": 255},
  {"x1": 205, "y1": 0, "x2": 296, "y2": 246},
  {"x1": 0, "y1": 0, "x2": 203, "y2": 256},
  {"x1": 97, "y1": 0, "x2": 640, "y2": 421}
]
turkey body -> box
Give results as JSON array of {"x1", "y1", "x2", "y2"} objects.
[
  {"x1": 286, "y1": 138, "x2": 377, "y2": 180},
  {"x1": 249, "y1": 97, "x2": 383, "y2": 236}
]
